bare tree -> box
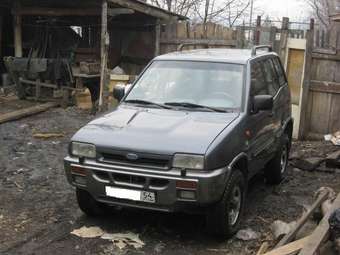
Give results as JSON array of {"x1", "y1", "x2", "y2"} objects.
[
  {"x1": 148, "y1": 0, "x2": 251, "y2": 27},
  {"x1": 305, "y1": 0, "x2": 331, "y2": 28},
  {"x1": 191, "y1": 0, "x2": 250, "y2": 27},
  {"x1": 148, "y1": 0, "x2": 198, "y2": 17}
]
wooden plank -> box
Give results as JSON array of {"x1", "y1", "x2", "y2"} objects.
[
  {"x1": 275, "y1": 191, "x2": 329, "y2": 248},
  {"x1": 329, "y1": 95, "x2": 340, "y2": 133},
  {"x1": 298, "y1": 27, "x2": 314, "y2": 139},
  {"x1": 299, "y1": 193, "x2": 340, "y2": 255},
  {"x1": 310, "y1": 80, "x2": 340, "y2": 94},
  {"x1": 309, "y1": 91, "x2": 332, "y2": 134},
  {"x1": 262, "y1": 236, "x2": 309, "y2": 255},
  {"x1": 312, "y1": 52, "x2": 340, "y2": 61},
  {"x1": 0, "y1": 102, "x2": 59, "y2": 125}
]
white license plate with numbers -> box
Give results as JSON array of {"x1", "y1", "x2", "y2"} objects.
[{"x1": 105, "y1": 186, "x2": 156, "y2": 203}]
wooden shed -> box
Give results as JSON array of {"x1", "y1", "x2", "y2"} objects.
[{"x1": 0, "y1": 0, "x2": 186, "y2": 109}]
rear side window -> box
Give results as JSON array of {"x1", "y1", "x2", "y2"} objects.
[
  {"x1": 272, "y1": 57, "x2": 287, "y2": 85},
  {"x1": 250, "y1": 61, "x2": 267, "y2": 96},
  {"x1": 262, "y1": 59, "x2": 280, "y2": 96}
]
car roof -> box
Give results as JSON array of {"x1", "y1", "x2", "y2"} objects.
[{"x1": 154, "y1": 48, "x2": 278, "y2": 64}]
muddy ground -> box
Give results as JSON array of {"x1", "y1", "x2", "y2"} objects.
[{"x1": 1, "y1": 98, "x2": 340, "y2": 255}]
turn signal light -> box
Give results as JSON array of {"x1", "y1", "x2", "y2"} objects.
[
  {"x1": 176, "y1": 180, "x2": 197, "y2": 190},
  {"x1": 71, "y1": 166, "x2": 87, "y2": 176}
]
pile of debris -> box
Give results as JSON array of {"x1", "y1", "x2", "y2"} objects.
[
  {"x1": 256, "y1": 187, "x2": 340, "y2": 255},
  {"x1": 290, "y1": 150, "x2": 340, "y2": 173}
]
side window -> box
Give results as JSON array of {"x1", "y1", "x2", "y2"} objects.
[
  {"x1": 250, "y1": 61, "x2": 267, "y2": 96},
  {"x1": 272, "y1": 57, "x2": 287, "y2": 86},
  {"x1": 262, "y1": 59, "x2": 280, "y2": 96}
]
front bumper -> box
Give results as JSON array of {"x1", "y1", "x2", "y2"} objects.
[{"x1": 64, "y1": 156, "x2": 230, "y2": 212}]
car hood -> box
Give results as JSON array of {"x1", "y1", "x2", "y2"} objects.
[{"x1": 72, "y1": 105, "x2": 239, "y2": 155}]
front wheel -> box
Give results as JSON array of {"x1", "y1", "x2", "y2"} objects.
[
  {"x1": 76, "y1": 188, "x2": 108, "y2": 217},
  {"x1": 264, "y1": 134, "x2": 290, "y2": 185},
  {"x1": 206, "y1": 169, "x2": 246, "y2": 238}
]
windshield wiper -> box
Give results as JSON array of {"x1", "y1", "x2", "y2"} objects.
[
  {"x1": 124, "y1": 99, "x2": 173, "y2": 110},
  {"x1": 164, "y1": 102, "x2": 227, "y2": 113}
]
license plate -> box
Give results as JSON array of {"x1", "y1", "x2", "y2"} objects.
[{"x1": 105, "y1": 186, "x2": 156, "y2": 203}]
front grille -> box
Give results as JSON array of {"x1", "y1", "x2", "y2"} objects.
[{"x1": 99, "y1": 151, "x2": 171, "y2": 170}]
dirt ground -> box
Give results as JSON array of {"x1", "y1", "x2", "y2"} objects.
[{"x1": 1, "y1": 98, "x2": 340, "y2": 255}]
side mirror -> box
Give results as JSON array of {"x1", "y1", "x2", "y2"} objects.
[
  {"x1": 253, "y1": 95, "x2": 273, "y2": 113},
  {"x1": 113, "y1": 85, "x2": 125, "y2": 102}
]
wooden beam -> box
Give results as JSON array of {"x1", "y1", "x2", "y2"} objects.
[
  {"x1": 0, "y1": 102, "x2": 59, "y2": 125},
  {"x1": 13, "y1": 7, "x2": 101, "y2": 16},
  {"x1": 108, "y1": 0, "x2": 176, "y2": 20},
  {"x1": 262, "y1": 236, "x2": 310, "y2": 255},
  {"x1": 299, "y1": 193, "x2": 340, "y2": 255}
]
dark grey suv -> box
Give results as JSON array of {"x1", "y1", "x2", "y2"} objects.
[{"x1": 64, "y1": 45, "x2": 293, "y2": 237}]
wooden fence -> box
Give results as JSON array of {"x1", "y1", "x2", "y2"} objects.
[
  {"x1": 159, "y1": 21, "x2": 240, "y2": 54},
  {"x1": 300, "y1": 22, "x2": 340, "y2": 138}
]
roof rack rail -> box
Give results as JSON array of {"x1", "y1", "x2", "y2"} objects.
[
  {"x1": 177, "y1": 43, "x2": 210, "y2": 51},
  {"x1": 251, "y1": 45, "x2": 272, "y2": 56}
]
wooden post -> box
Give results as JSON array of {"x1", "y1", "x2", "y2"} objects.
[
  {"x1": 298, "y1": 19, "x2": 314, "y2": 140},
  {"x1": 0, "y1": 14, "x2": 3, "y2": 58},
  {"x1": 155, "y1": 19, "x2": 161, "y2": 56},
  {"x1": 279, "y1": 17, "x2": 289, "y2": 63},
  {"x1": 255, "y1": 16, "x2": 261, "y2": 45},
  {"x1": 99, "y1": 0, "x2": 108, "y2": 112},
  {"x1": 13, "y1": 0, "x2": 23, "y2": 57},
  {"x1": 236, "y1": 23, "x2": 245, "y2": 49}
]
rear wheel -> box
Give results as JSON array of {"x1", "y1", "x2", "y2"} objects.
[
  {"x1": 206, "y1": 169, "x2": 246, "y2": 238},
  {"x1": 264, "y1": 134, "x2": 290, "y2": 185},
  {"x1": 76, "y1": 188, "x2": 108, "y2": 217}
]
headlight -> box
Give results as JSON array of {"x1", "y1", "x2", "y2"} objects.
[
  {"x1": 71, "y1": 142, "x2": 96, "y2": 158},
  {"x1": 172, "y1": 154, "x2": 204, "y2": 170}
]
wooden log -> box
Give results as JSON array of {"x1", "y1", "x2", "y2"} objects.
[
  {"x1": 262, "y1": 236, "x2": 310, "y2": 255},
  {"x1": 299, "y1": 193, "x2": 340, "y2": 255},
  {"x1": 275, "y1": 190, "x2": 329, "y2": 248},
  {"x1": 0, "y1": 102, "x2": 59, "y2": 124}
]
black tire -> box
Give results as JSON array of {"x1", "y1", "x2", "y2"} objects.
[
  {"x1": 76, "y1": 188, "x2": 108, "y2": 217},
  {"x1": 206, "y1": 169, "x2": 246, "y2": 238},
  {"x1": 264, "y1": 134, "x2": 290, "y2": 185}
]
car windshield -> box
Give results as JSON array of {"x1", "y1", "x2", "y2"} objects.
[{"x1": 124, "y1": 61, "x2": 244, "y2": 110}]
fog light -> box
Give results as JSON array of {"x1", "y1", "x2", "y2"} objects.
[
  {"x1": 176, "y1": 180, "x2": 197, "y2": 190},
  {"x1": 71, "y1": 166, "x2": 86, "y2": 176},
  {"x1": 74, "y1": 175, "x2": 87, "y2": 186},
  {"x1": 179, "y1": 190, "x2": 196, "y2": 200}
]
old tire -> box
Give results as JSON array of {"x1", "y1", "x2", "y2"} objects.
[
  {"x1": 76, "y1": 188, "x2": 108, "y2": 217},
  {"x1": 206, "y1": 169, "x2": 246, "y2": 238},
  {"x1": 264, "y1": 134, "x2": 290, "y2": 185}
]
